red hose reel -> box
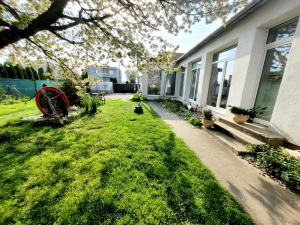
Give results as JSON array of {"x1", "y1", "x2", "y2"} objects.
[{"x1": 35, "y1": 86, "x2": 70, "y2": 118}]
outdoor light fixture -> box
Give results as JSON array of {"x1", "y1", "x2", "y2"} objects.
[{"x1": 134, "y1": 103, "x2": 143, "y2": 114}]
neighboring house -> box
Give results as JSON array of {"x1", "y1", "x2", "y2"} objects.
[
  {"x1": 142, "y1": 0, "x2": 300, "y2": 147},
  {"x1": 87, "y1": 65, "x2": 122, "y2": 83}
]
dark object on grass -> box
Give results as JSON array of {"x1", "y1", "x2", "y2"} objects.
[{"x1": 134, "y1": 103, "x2": 143, "y2": 114}]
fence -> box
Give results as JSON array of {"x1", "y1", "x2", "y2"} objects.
[
  {"x1": 113, "y1": 83, "x2": 140, "y2": 93},
  {"x1": 0, "y1": 78, "x2": 63, "y2": 98}
]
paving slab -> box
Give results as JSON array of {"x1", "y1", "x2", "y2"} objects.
[{"x1": 149, "y1": 101, "x2": 300, "y2": 225}]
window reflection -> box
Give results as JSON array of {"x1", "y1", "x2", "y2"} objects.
[
  {"x1": 179, "y1": 69, "x2": 185, "y2": 97},
  {"x1": 148, "y1": 70, "x2": 161, "y2": 95},
  {"x1": 267, "y1": 17, "x2": 299, "y2": 44},
  {"x1": 254, "y1": 44, "x2": 291, "y2": 120},
  {"x1": 165, "y1": 73, "x2": 176, "y2": 96}
]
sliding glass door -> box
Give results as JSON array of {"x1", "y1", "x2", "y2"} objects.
[
  {"x1": 254, "y1": 17, "x2": 299, "y2": 121},
  {"x1": 189, "y1": 61, "x2": 201, "y2": 101},
  {"x1": 207, "y1": 46, "x2": 237, "y2": 109}
]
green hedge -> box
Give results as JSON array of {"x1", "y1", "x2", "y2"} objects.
[{"x1": 0, "y1": 63, "x2": 48, "y2": 80}]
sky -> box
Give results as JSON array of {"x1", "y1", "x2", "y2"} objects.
[
  {"x1": 156, "y1": 20, "x2": 222, "y2": 54},
  {"x1": 119, "y1": 20, "x2": 222, "y2": 82}
]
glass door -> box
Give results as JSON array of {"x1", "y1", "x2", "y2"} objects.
[
  {"x1": 254, "y1": 17, "x2": 299, "y2": 121},
  {"x1": 207, "y1": 46, "x2": 237, "y2": 109},
  {"x1": 189, "y1": 61, "x2": 201, "y2": 101}
]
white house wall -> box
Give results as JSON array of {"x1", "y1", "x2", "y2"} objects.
[
  {"x1": 271, "y1": 18, "x2": 300, "y2": 145},
  {"x1": 175, "y1": 0, "x2": 300, "y2": 145},
  {"x1": 142, "y1": 0, "x2": 300, "y2": 145}
]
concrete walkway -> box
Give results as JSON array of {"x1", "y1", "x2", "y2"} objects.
[
  {"x1": 149, "y1": 102, "x2": 300, "y2": 225},
  {"x1": 105, "y1": 93, "x2": 133, "y2": 100}
]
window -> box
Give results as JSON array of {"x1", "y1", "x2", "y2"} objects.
[
  {"x1": 207, "y1": 46, "x2": 237, "y2": 108},
  {"x1": 109, "y1": 70, "x2": 114, "y2": 76},
  {"x1": 179, "y1": 68, "x2": 185, "y2": 97},
  {"x1": 165, "y1": 73, "x2": 176, "y2": 95},
  {"x1": 255, "y1": 17, "x2": 299, "y2": 121},
  {"x1": 266, "y1": 17, "x2": 299, "y2": 44},
  {"x1": 189, "y1": 61, "x2": 201, "y2": 101},
  {"x1": 148, "y1": 70, "x2": 161, "y2": 95}
]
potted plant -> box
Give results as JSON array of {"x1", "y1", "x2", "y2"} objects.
[
  {"x1": 230, "y1": 106, "x2": 249, "y2": 124},
  {"x1": 247, "y1": 106, "x2": 267, "y2": 123},
  {"x1": 203, "y1": 109, "x2": 215, "y2": 128}
]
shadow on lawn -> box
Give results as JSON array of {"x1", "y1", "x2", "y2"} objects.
[
  {"x1": 162, "y1": 133, "x2": 253, "y2": 224},
  {"x1": 0, "y1": 121, "x2": 76, "y2": 224}
]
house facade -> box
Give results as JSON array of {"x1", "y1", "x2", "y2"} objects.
[
  {"x1": 142, "y1": 0, "x2": 300, "y2": 146},
  {"x1": 87, "y1": 66, "x2": 122, "y2": 83}
]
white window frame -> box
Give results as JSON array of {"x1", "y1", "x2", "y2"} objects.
[
  {"x1": 179, "y1": 69, "x2": 185, "y2": 98},
  {"x1": 189, "y1": 61, "x2": 201, "y2": 101},
  {"x1": 253, "y1": 16, "x2": 300, "y2": 125},
  {"x1": 207, "y1": 45, "x2": 237, "y2": 110}
]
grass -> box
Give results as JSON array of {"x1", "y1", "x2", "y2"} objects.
[
  {"x1": 0, "y1": 100, "x2": 253, "y2": 225},
  {"x1": 0, "y1": 100, "x2": 39, "y2": 126}
]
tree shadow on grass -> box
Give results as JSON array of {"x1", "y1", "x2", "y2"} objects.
[
  {"x1": 0, "y1": 121, "x2": 79, "y2": 224},
  {"x1": 162, "y1": 133, "x2": 254, "y2": 225},
  {"x1": 142, "y1": 102, "x2": 160, "y2": 118}
]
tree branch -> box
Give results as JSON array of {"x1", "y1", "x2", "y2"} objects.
[
  {"x1": 0, "y1": 0, "x2": 21, "y2": 20},
  {"x1": 26, "y1": 37, "x2": 78, "y2": 79},
  {"x1": 0, "y1": 0, "x2": 70, "y2": 49},
  {"x1": 49, "y1": 30, "x2": 84, "y2": 44}
]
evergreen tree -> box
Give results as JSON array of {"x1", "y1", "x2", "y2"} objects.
[
  {"x1": 5, "y1": 63, "x2": 17, "y2": 79},
  {"x1": 38, "y1": 67, "x2": 45, "y2": 80},
  {"x1": 32, "y1": 68, "x2": 40, "y2": 80},
  {"x1": 15, "y1": 64, "x2": 24, "y2": 79},
  {"x1": 11, "y1": 66, "x2": 18, "y2": 79},
  {"x1": 0, "y1": 64, "x2": 3, "y2": 78},
  {"x1": 25, "y1": 67, "x2": 34, "y2": 80},
  {"x1": 45, "y1": 64, "x2": 53, "y2": 80},
  {"x1": 1, "y1": 65, "x2": 9, "y2": 78},
  {"x1": 23, "y1": 66, "x2": 29, "y2": 79}
]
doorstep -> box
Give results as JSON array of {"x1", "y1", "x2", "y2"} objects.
[{"x1": 216, "y1": 117, "x2": 285, "y2": 147}]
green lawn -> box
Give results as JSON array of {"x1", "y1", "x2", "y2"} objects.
[
  {"x1": 0, "y1": 100, "x2": 39, "y2": 126},
  {"x1": 0, "y1": 100, "x2": 253, "y2": 225}
]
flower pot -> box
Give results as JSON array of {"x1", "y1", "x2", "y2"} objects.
[
  {"x1": 232, "y1": 114, "x2": 249, "y2": 124},
  {"x1": 203, "y1": 119, "x2": 215, "y2": 128}
]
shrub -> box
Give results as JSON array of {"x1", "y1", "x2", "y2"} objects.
[
  {"x1": 247, "y1": 106, "x2": 267, "y2": 119},
  {"x1": 131, "y1": 92, "x2": 142, "y2": 102},
  {"x1": 110, "y1": 78, "x2": 117, "y2": 83},
  {"x1": 247, "y1": 144, "x2": 300, "y2": 193},
  {"x1": 38, "y1": 68, "x2": 45, "y2": 80},
  {"x1": 247, "y1": 144, "x2": 270, "y2": 156},
  {"x1": 188, "y1": 117, "x2": 203, "y2": 128},
  {"x1": 81, "y1": 95, "x2": 101, "y2": 114},
  {"x1": 60, "y1": 79, "x2": 80, "y2": 106},
  {"x1": 163, "y1": 100, "x2": 180, "y2": 113},
  {"x1": 0, "y1": 95, "x2": 17, "y2": 105},
  {"x1": 203, "y1": 109, "x2": 213, "y2": 120},
  {"x1": 230, "y1": 106, "x2": 249, "y2": 115}
]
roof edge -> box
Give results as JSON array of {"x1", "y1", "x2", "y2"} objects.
[{"x1": 177, "y1": 0, "x2": 268, "y2": 63}]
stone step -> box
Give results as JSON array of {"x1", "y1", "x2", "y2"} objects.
[
  {"x1": 219, "y1": 117, "x2": 284, "y2": 147},
  {"x1": 205, "y1": 129, "x2": 250, "y2": 156},
  {"x1": 214, "y1": 121, "x2": 264, "y2": 146}
]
